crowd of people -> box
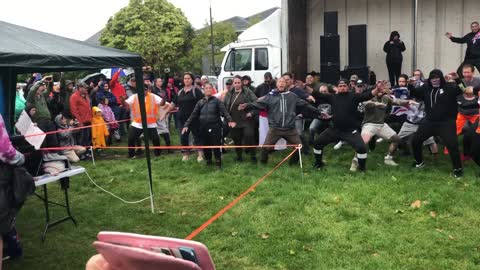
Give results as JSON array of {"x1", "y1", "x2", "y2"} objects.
[
  {"x1": 10, "y1": 62, "x2": 480, "y2": 177},
  {"x1": 2, "y1": 21, "x2": 480, "y2": 270}
]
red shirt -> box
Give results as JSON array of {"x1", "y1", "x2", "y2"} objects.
[{"x1": 70, "y1": 91, "x2": 92, "y2": 124}]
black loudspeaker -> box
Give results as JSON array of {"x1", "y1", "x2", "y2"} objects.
[
  {"x1": 342, "y1": 66, "x2": 370, "y2": 84},
  {"x1": 324, "y1": 12, "x2": 338, "y2": 36},
  {"x1": 320, "y1": 35, "x2": 340, "y2": 64},
  {"x1": 348, "y1": 25, "x2": 367, "y2": 67},
  {"x1": 320, "y1": 64, "x2": 340, "y2": 85}
]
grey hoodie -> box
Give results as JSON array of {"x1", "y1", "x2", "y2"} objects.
[
  {"x1": 246, "y1": 90, "x2": 320, "y2": 130},
  {"x1": 54, "y1": 114, "x2": 75, "y2": 147}
]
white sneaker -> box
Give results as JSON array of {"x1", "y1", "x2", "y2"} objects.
[
  {"x1": 334, "y1": 141, "x2": 344, "y2": 150},
  {"x1": 376, "y1": 138, "x2": 384, "y2": 143},
  {"x1": 197, "y1": 155, "x2": 204, "y2": 162},
  {"x1": 182, "y1": 155, "x2": 189, "y2": 162},
  {"x1": 384, "y1": 157, "x2": 398, "y2": 166},
  {"x1": 350, "y1": 158, "x2": 358, "y2": 172}
]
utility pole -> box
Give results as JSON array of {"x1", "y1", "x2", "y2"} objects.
[{"x1": 209, "y1": 0, "x2": 216, "y2": 75}]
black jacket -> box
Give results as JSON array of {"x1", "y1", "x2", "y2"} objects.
[
  {"x1": 174, "y1": 87, "x2": 204, "y2": 122},
  {"x1": 450, "y1": 31, "x2": 480, "y2": 60},
  {"x1": 383, "y1": 40, "x2": 406, "y2": 63},
  {"x1": 246, "y1": 90, "x2": 319, "y2": 130},
  {"x1": 316, "y1": 91, "x2": 374, "y2": 132},
  {"x1": 255, "y1": 81, "x2": 276, "y2": 97},
  {"x1": 411, "y1": 69, "x2": 463, "y2": 122},
  {"x1": 184, "y1": 96, "x2": 232, "y2": 128},
  {"x1": 383, "y1": 31, "x2": 406, "y2": 63}
]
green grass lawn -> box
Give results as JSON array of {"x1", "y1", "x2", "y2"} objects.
[{"x1": 5, "y1": 140, "x2": 480, "y2": 270}]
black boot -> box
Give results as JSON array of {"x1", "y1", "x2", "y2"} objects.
[
  {"x1": 357, "y1": 157, "x2": 367, "y2": 172},
  {"x1": 260, "y1": 150, "x2": 268, "y2": 164},
  {"x1": 215, "y1": 160, "x2": 222, "y2": 170},
  {"x1": 313, "y1": 153, "x2": 324, "y2": 168}
]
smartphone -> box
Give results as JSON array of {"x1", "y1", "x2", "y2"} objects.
[{"x1": 178, "y1": 247, "x2": 199, "y2": 265}]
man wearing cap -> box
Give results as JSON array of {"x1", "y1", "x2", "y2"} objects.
[
  {"x1": 312, "y1": 79, "x2": 380, "y2": 171},
  {"x1": 333, "y1": 78, "x2": 368, "y2": 151},
  {"x1": 123, "y1": 84, "x2": 165, "y2": 159},
  {"x1": 349, "y1": 75, "x2": 359, "y2": 92},
  {"x1": 70, "y1": 81, "x2": 93, "y2": 146},
  {"x1": 357, "y1": 80, "x2": 417, "y2": 168}
]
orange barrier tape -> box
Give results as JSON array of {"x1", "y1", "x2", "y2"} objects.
[
  {"x1": 39, "y1": 144, "x2": 301, "y2": 151},
  {"x1": 185, "y1": 148, "x2": 299, "y2": 240},
  {"x1": 24, "y1": 118, "x2": 132, "y2": 138}
]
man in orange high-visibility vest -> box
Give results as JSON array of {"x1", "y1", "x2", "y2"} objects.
[{"x1": 124, "y1": 84, "x2": 165, "y2": 159}]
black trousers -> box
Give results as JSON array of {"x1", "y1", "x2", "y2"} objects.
[
  {"x1": 314, "y1": 128, "x2": 367, "y2": 169},
  {"x1": 314, "y1": 128, "x2": 367, "y2": 154},
  {"x1": 200, "y1": 125, "x2": 222, "y2": 161},
  {"x1": 386, "y1": 61, "x2": 402, "y2": 87},
  {"x1": 230, "y1": 124, "x2": 256, "y2": 158},
  {"x1": 412, "y1": 120, "x2": 461, "y2": 170},
  {"x1": 128, "y1": 126, "x2": 160, "y2": 157},
  {"x1": 456, "y1": 59, "x2": 480, "y2": 78}
]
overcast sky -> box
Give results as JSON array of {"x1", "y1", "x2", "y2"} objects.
[{"x1": 0, "y1": 0, "x2": 281, "y2": 41}]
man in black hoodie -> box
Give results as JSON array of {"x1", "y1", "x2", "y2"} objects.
[
  {"x1": 384, "y1": 31, "x2": 406, "y2": 87},
  {"x1": 410, "y1": 69, "x2": 471, "y2": 178},
  {"x1": 446, "y1": 21, "x2": 480, "y2": 77}
]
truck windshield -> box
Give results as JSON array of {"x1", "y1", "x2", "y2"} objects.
[{"x1": 225, "y1": 49, "x2": 252, "y2": 71}]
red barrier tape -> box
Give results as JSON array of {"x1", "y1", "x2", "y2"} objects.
[
  {"x1": 39, "y1": 144, "x2": 301, "y2": 151},
  {"x1": 185, "y1": 147, "x2": 299, "y2": 240},
  {"x1": 24, "y1": 118, "x2": 132, "y2": 138}
]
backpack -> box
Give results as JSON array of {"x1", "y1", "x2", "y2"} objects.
[{"x1": 178, "y1": 87, "x2": 199, "y2": 100}]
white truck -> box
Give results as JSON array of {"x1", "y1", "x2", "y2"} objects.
[{"x1": 217, "y1": 9, "x2": 282, "y2": 91}]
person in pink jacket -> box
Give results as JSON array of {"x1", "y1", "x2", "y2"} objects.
[{"x1": 0, "y1": 114, "x2": 25, "y2": 270}]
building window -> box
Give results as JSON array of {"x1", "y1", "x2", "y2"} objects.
[
  {"x1": 224, "y1": 49, "x2": 252, "y2": 71},
  {"x1": 255, "y1": 48, "x2": 268, "y2": 70}
]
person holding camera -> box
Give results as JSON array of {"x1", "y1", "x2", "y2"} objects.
[{"x1": 26, "y1": 76, "x2": 62, "y2": 152}]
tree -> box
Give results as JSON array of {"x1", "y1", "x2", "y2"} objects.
[
  {"x1": 100, "y1": 0, "x2": 194, "y2": 73},
  {"x1": 186, "y1": 22, "x2": 237, "y2": 74}
]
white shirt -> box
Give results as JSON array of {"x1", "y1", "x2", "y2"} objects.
[{"x1": 126, "y1": 93, "x2": 163, "y2": 128}]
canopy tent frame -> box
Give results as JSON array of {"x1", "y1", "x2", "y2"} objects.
[{"x1": 0, "y1": 21, "x2": 156, "y2": 213}]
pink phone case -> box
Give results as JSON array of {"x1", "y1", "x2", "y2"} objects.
[{"x1": 94, "y1": 232, "x2": 216, "y2": 270}]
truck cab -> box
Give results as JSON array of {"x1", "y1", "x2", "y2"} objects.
[{"x1": 218, "y1": 9, "x2": 282, "y2": 91}]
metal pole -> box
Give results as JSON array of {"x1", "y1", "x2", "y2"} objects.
[
  {"x1": 209, "y1": 0, "x2": 216, "y2": 75},
  {"x1": 298, "y1": 145, "x2": 304, "y2": 180}
]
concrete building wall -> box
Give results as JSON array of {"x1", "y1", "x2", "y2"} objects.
[{"x1": 301, "y1": 0, "x2": 480, "y2": 81}]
